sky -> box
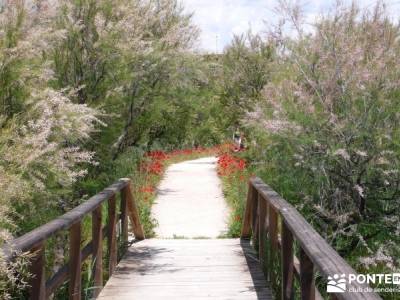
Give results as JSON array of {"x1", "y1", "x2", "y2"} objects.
[{"x1": 180, "y1": 0, "x2": 400, "y2": 53}]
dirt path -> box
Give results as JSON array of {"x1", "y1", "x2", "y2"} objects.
[{"x1": 152, "y1": 156, "x2": 229, "y2": 238}]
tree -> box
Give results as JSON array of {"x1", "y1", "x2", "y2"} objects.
[
  {"x1": 0, "y1": 2, "x2": 100, "y2": 297},
  {"x1": 247, "y1": 1, "x2": 400, "y2": 272},
  {"x1": 220, "y1": 31, "x2": 274, "y2": 126}
]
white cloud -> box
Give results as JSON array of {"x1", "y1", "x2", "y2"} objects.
[
  {"x1": 180, "y1": 0, "x2": 400, "y2": 53},
  {"x1": 181, "y1": 0, "x2": 272, "y2": 53}
]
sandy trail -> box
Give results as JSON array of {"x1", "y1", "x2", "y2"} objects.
[{"x1": 151, "y1": 156, "x2": 229, "y2": 238}]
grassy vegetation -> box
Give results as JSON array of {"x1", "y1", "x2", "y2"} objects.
[{"x1": 216, "y1": 148, "x2": 251, "y2": 237}]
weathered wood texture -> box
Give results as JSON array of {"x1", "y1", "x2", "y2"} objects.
[
  {"x1": 28, "y1": 243, "x2": 46, "y2": 300},
  {"x1": 4, "y1": 178, "x2": 143, "y2": 299},
  {"x1": 122, "y1": 183, "x2": 145, "y2": 240},
  {"x1": 92, "y1": 206, "x2": 103, "y2": 298},
  {"x1": 241, "y1": 177, "x2": 382, "y2": 300},
  {"x1": 69, "y1": 222, "x2": 82, "y2": 300},
  {"x1": 98, "y1": 239, "x2": 273, "y2": 300},
  {"x1": 108, "y1": 195, "x2": 117, "y2": 277},
  {"x1": 5, "y1": 179, "x2": 130, "y2": 256}
]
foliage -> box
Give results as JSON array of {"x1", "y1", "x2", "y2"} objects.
[
  {"x1": 217, "y1": 146, "x2": 250, "y2": 237},
  {"x1": 243, "y1": 1, "x2": 400, "y2": 296},
  {"x1": 219, "y1": 31, "x2": 274, "y2": 126},
  {"x1": 0, "y1": 1, "x2": 102, "y2": 298}
]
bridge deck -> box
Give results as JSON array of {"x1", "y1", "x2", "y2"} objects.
[{"x1": 98, "y1": 238, "x2": 273, "y2": 299}]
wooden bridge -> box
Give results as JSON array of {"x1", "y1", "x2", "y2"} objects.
[{"x1": 5, "y1": 176, "x2": 382, "y2": 299}]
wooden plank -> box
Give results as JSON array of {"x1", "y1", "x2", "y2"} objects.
[
  {"x1": 99, "y1": 286, "x2": 272, "y2": 298},
  {"x1": 28, "y1": 242, "x2": 46, "y2": 300},
  {"x1": 251, "y1": 186, "x2": 259, "y2": 243},
  {"x1": 300, "y1": 248, "x2": 315, "y2": 300},
  {"x1": 121, "y1": 181, "x2": 145, "y2": 240},
  {"x1": 92, "y1": 205, "x2": 103, "y2": 297},
  {"x1": 108, "y1": 195, "x2": 117, "y2": 277},
  {"x1": 281, "y1": 221, "x2": 294, "y2": 300},
  {"x1": 120, "y1": 192, "x2": 128, "y2": 249},
  {"x1": 241, "y1": 182, "x2": 254, "y2": 238},
  {"x1": 98, "y1": 239, "x2": 273, "y2": 299},
  {"x1": 46, "y1": 226, "x2": 107, "y2": 297},
  {"x1": 69, "y1": 221, "x2": 82, "y2": 300},
  {"x1": 258, "y1": 194, "x2": 266, "y2": 268},
  {"x1": 267, "y1": 203, "x2": 278, "y2": 283}
]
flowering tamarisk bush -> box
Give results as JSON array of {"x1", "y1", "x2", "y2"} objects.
[
  {"x1": 0, "y1": 1, "x2": 101, "y2": 298},
  {"x1": 246, "y1": 1, "x2": 400, "y2": 277}
]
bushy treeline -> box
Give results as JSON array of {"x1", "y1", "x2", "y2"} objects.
[
  {"x1": 222, "y1": 1, "x2": 399, "y2": 296},
  {"x1": 0, "y1": 0, "x2": 225, "y2": 298}
]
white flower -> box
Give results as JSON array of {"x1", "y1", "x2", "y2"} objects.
[
  {"x1": 354, "y1": 184, "x2": 365, "y2": 198},
  {"x1": 355, "y1": 150, "x2": 367, "y2": 157},
  {"x1": 333, "y1": 148, "x2": 350, "y2": 161}
]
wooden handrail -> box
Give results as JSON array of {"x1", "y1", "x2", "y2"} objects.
[
  {"x1": 4, "y1": 178, "x2": 144, "y2": 300},
  {"x1": 241, "y1": 177, "x2": 382, "y2": 300}
]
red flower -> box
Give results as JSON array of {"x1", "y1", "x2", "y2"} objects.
[
  {"x1": 216, "y1": 152, "x2": 247, "y2": 177},
  {"x1": 145, "y1": 151, "x2": 168, "y2": 160},
  {"x1": 140, "y1": 185, "x2": 154, "y2": 193}
]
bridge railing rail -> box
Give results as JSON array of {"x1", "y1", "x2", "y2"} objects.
[
  {"x1": 3, "y1": 178, "x2": 144, "y2": 300},
  {"x1": 241, "y1": 177, "x2": 382, "y2": 300}
]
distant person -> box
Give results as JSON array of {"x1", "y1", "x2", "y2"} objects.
[
  {"x1": 233, "y1": 129, "x2": 241, "y2": 151},
  {"x1": 240, "y1": 133, "x2": 246, "y2": 150}
]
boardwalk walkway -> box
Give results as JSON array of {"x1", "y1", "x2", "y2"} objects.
[
  {"x1": 98, "y1": 239, "x2": 273, "y2": 299},
  {"x1": 98, "y1": 156, "x2": 273, "y2": 299}
]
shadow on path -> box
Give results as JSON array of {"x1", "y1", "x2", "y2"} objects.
[{"x1": 240, "y1": 239, "x2": 274, "y2": 300}]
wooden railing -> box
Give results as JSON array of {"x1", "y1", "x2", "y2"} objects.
[
  {"x1": 241, "y1": 177, "x2": 382, "y2": 300},
  {"x1": 3, "y1": 178, "x2": 144, "y2": 300}
]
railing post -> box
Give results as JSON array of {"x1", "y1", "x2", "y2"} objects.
[
  {"x1": 241, "y1": 182, "x2": 254, "y2": 238},
  {"x1": 108, "y1": 195, "x2": 117, "y2": 277},
  {"x1": 121, "y1": 180, "x2": 145, "y2": 240},
  {"x1": 120, "y1": 191, "x2": 128, "y2": 249},
  {"x1": 300, "y1": 248, "x2": 315, "y2": 300},
  {"x1": 28, "y1": 242, "x2": 46, "y2": 300},
  {"x1": 268, "y1": 204, "x2": 278, "y2": 283},
  {"x1": 69, "y1": 221, "x2": 82, "y2": 300},
  {"x1": 281, "y1": 220, "x2": 294, "y2": 300},
  {"x1": 251, "y1": 188, "x2": 259, "y2": 245},
  {"x1": 92, "y1": 205, "x2": 103, "y2": 297},
  {"x1": 258, "y1": 194, "x2": 267, "y2": 268}
]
